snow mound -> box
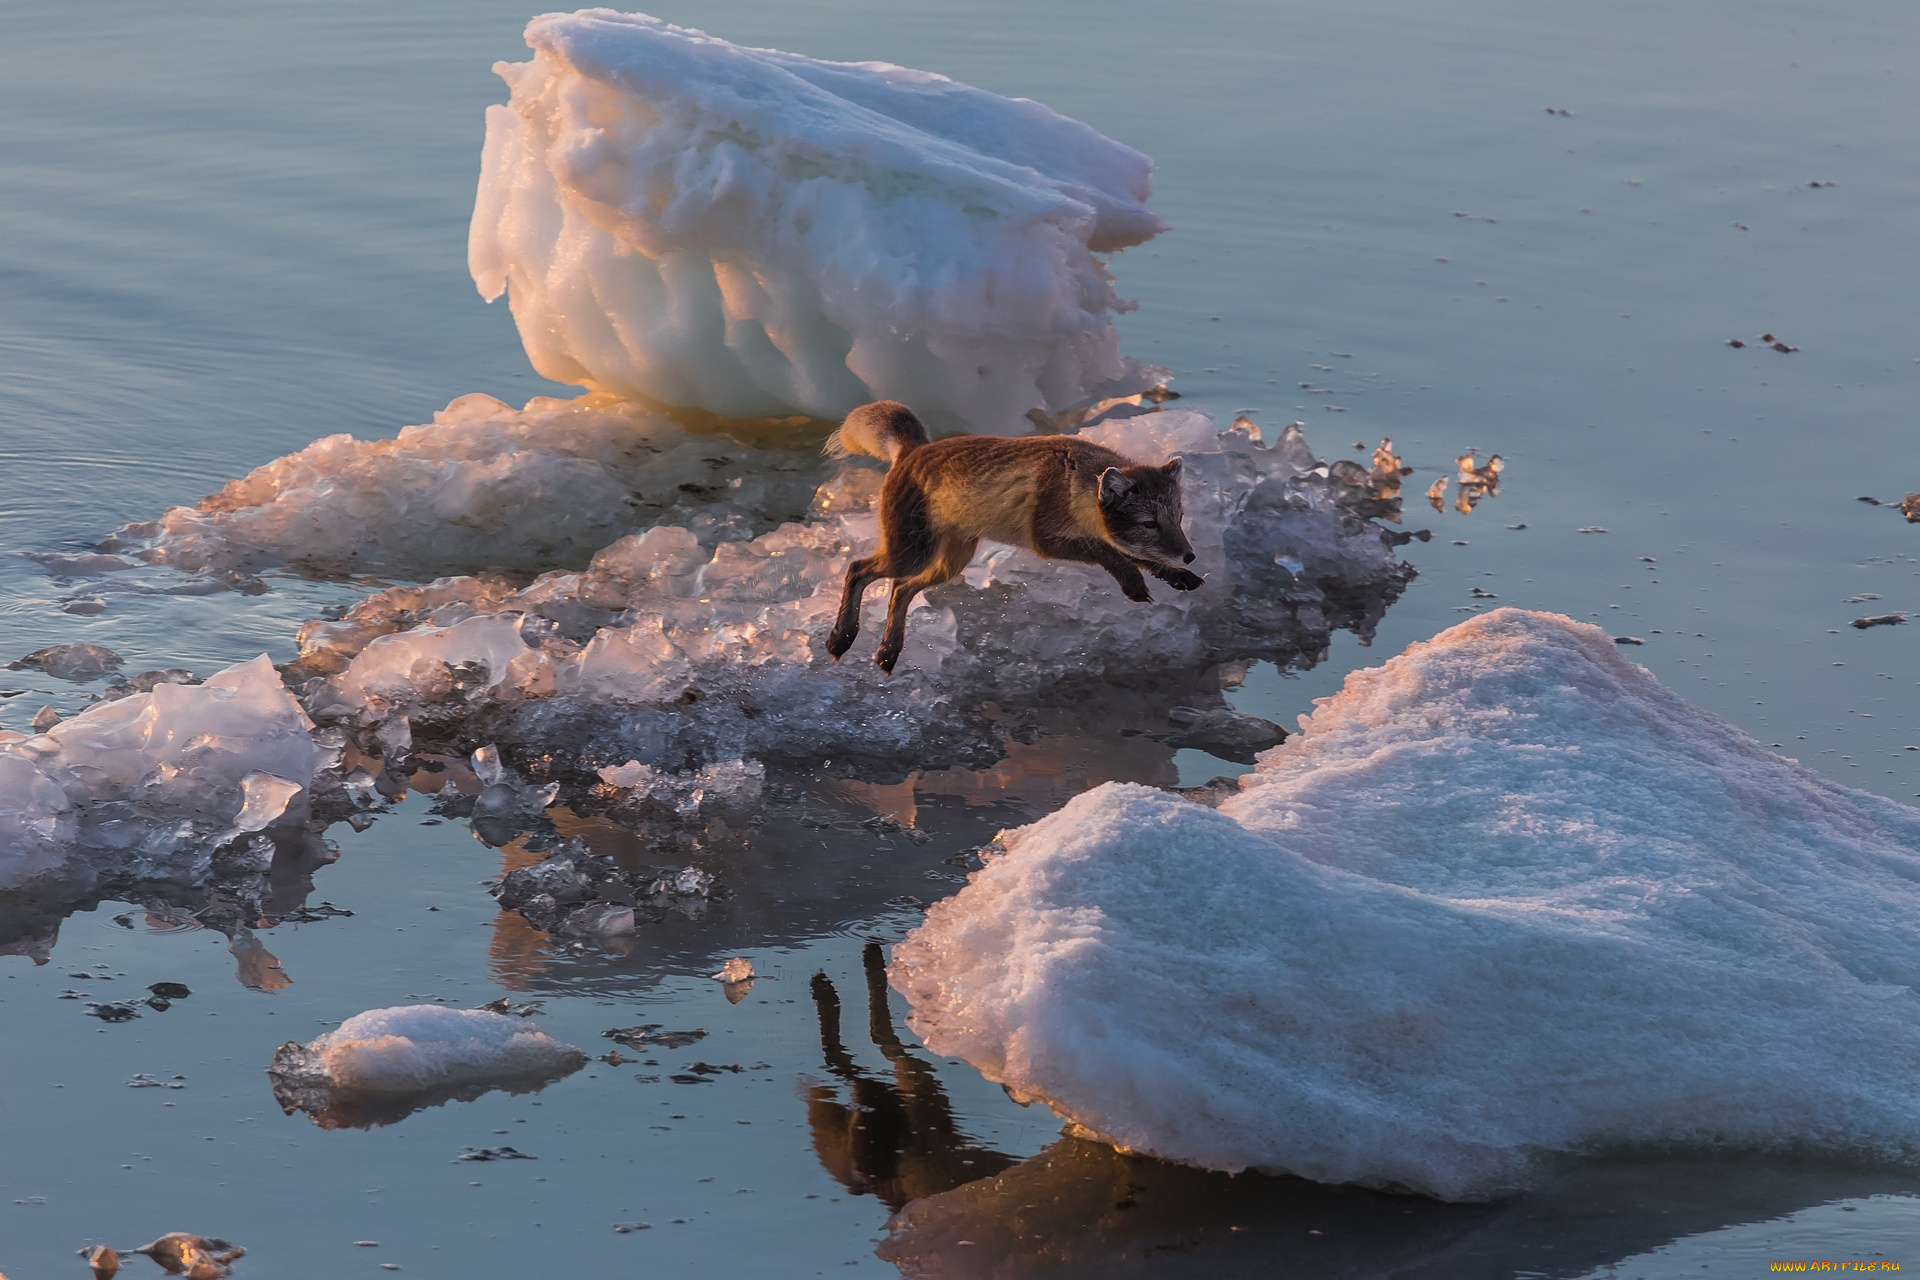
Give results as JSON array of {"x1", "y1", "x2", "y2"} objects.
[
  {"x1": 101, "y1": 393, "x2": 821, "y2": 580},
  {"x1": 293, "y1": 412, "x2": 1413, "y2": 775},
  {"x1": 890, "y1": 610, "x2": 1920, "y2": 1201},
  {"x1": 269, "y1": 1005, "x2": 587, "y2": 1128},
  {"x1": 0, "y1": 654, "x2": 321, "y2": 893},
  {"x1": 471, "y1": 10, "x2": 1165, "y2": 429}
]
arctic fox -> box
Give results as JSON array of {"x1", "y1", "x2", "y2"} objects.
[{"x1": 823, "y1": 401, "x2": 1202, "y2": 674}]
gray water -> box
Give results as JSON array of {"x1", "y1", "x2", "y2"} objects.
[{"x1": 2, "y1": 1, "x2": 1918, "y2": 1275}]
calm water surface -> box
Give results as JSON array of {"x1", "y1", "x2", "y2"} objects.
[{"x1": 2, "y1": 1, "x2": 1917, "y2": 1276}]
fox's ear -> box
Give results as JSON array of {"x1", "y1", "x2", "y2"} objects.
[
  {"x1": 1098, "y1": 467, "x2": 1133, "y2": 506},
  {"x1": 1162, "y1": 457, "x2": 1182, "y2": 479}
]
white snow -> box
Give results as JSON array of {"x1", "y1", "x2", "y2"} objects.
[
  {"x1": 272, "y1": 1005, "x2": 586, "y2": 1096},
  {"x1": 102, "y1": 393, "x2": 821, "y2": 580},
  {"x1": 890, "y1": 610, "x2": 1920, "y2": 1201},
  {"x1": 295, "y1": 411, "x2": 1411, "y2": 770},
  {"x1": 0, "y1": 654, "x2": 320, "y2": 889},
  {"x1": 471, "y1": 10, "x2": 1165, "y2": 429}
]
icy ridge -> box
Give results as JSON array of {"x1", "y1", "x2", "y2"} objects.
[
  {"x1": 890, "y1": 610, "x2": 1920, "y2": 1200},
  {"x1": 99, "y1": 393, "x2": 822, "y2": 580},
  {"x1": 293, "y1": 411, "x2": 1413, "y2": 773},
  {"x1": 471, "y1": 10, "x2": 1165, "y2": 428}
]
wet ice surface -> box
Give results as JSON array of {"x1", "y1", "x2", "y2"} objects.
[{"x1": 5, "y1": 0, "x2": 1920, "y2": 1276}]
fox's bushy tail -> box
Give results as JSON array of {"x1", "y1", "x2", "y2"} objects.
[{"x1": 824, "y1": 400, "x2": 930, "y2": 466}]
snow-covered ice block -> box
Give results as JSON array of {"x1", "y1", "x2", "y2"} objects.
[
  {"x1": 295, "y1": 413, "x2": 1413, "y2": 774},
  {"x1": 269, "y1": 1005, "x2": 587, "y2": 1128},
  {"x1": 471, "y1": 10, "x2": 1165, "y2": 429},
  {"x1": 101, "y1": 393, "x2": 821, "y2": 580},
  {"x1": 890, "y1": 610, "x2": 1920, "y2": 1201},
  {"x1": 0, "y1": 654, "x2": 320, "y2": 892}
]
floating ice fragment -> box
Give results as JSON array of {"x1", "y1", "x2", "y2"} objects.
[
  {"x1": 1852, "y1": 614, "x2": 1906, "y2": 629},
  {"x1": 8, "y1": 643, "x2": 123, "y2": 682},
  {"x1": 715, "y1": 957, "x2": 754, "y2": 983},
  {"x1": 454, "y1": 1146, "x2": 536, "y2": 1162},
  {"x1": 268, "y1": 1005, "x2": 586, "y2": 1129},
  {"x1": 471, "y1": 12, "x2": 1164, "y2": 428},
  {"x1": 128, "y1": 1234, "x2": 245, "y2": 1280},
  {"x1": 893, "y1": 610, "x2": 1920, "y2": 1200}
]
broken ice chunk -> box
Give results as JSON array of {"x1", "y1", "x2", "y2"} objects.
[
  {"x1": 268, "y1": 1005, "x2": 586, "y2": 1129},
  {"x1": 211, "y1": 772, "x2": 304, "y2": 848},
  {"x1": 471, "y1": 12, "x2": 1164, "y2": 429},
  {"x1": 715, "y1": 957, "x2": 755, "y2": 983},
  {"x1": 471, "y1": 744, "x2": 505, "y2": 787}
]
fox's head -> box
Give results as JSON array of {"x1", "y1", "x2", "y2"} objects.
[{"x1": 1098, "y1": 458, "x2": 1195, "y2": 567}]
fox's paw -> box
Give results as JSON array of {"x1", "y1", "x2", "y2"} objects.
[
  {"x1": 826, "y1": 628, "x2": 857, "y2": 659},
  {"x1": 1123, "y1": 583, "x2": 1153, "y2": 604},
  {"x1": 1160, "y1": 568, "x2": 1205, "y2": 591},
  {"x1": 874, "y1": 646, "x2": 901, "y2": 676}
]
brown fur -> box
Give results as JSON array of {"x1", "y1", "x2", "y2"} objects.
[{"x1": 825, "y1": 401, "x2": 1202, "y2": 674}]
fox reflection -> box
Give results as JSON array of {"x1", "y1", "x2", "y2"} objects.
[{"x1": 805, "y1": 943, "x2": 1014, "y2": 1210}]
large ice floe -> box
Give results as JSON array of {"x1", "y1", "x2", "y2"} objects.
[
  {"x1": 269, "y1": 1005, "x2": 587, "y2": 1128},
  {"x1": 288, "y1": 408, "x2": 1414, "y2": 779},
  {"x1": 890, "y1": 610, "x2": 1920, "y2": 1201},
  {"x1": 470, "y1": 10, "x2": 1166, "y2": 429}
]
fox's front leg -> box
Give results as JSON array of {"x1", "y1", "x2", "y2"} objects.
[
  {"x1": 1044, "y1": 536, "x2": 1151, "y2": 603},
  {"x1": 1140, "y1": 560, "x2": 1205, "y2": 592}
]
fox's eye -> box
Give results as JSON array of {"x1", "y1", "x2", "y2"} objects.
[{"x1": 1142, "y1": 520, "x2": 1159, "y2": 529}]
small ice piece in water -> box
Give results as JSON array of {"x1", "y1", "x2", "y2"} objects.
[
  {"x1": 268, "y1": 1005, "x2": 586, "y2": 1129},
  {"x1": 7, "y1": 643, "x2": 123, "y2": 682},
  {"x1": 893, "y1": 610, "x2": 1920, "y2": 1201},
  {"x1": 471, "y1": 12, "x2": 1165, "y2": 428},
  {"x1": 715, "y1": 957, "x2": 754, "y2": 983},
  {"x1": 1853, "y1": 614, "x2": 1907, "y2": 629},
  {"x1": 454, "y1": 1145, "x2": 537, "y2": 1162},
  {"x1": 30, "y1": 706, "x2": 61, "y2": 732},
  {"x1": 1902, "y1": 494, "x2": 1920, "y2": 523},
  {"x1": 82, "y1": 1244, "x2": 121, "y2": 1280},
  {"x1": 128, "y1": 1233, "x2": 245, "y2": 1279}
]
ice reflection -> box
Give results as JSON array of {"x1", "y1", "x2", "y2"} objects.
[
  {"x1": 805, "y1": 942, "x2": 1015, "y2": 1211},
  {"x1": 878, "y1": 1141, "x2": 1920, "y2": 1279}
]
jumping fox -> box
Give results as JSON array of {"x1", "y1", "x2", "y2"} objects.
[{"x1": 824, "y1": 400, "x2": 1203, "y2": 674}]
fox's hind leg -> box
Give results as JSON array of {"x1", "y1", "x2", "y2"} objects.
[
  {"x1": 827, "y1": 556, "x2": 886, "y2": 660},
  {"x1": 875, "y1": 535, "x2": 976, "y2": 675}
]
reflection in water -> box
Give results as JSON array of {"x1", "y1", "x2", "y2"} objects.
[
  {"x1": 267, "y1": 1063, "x2": 576, "y2": 1131},
  {"x1": 878, "y1": 1139, "x2": 1920, "y2": 1279},
  {"x1": 805, "y1": 943, "x2": 1015, "y2": 1211}
]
